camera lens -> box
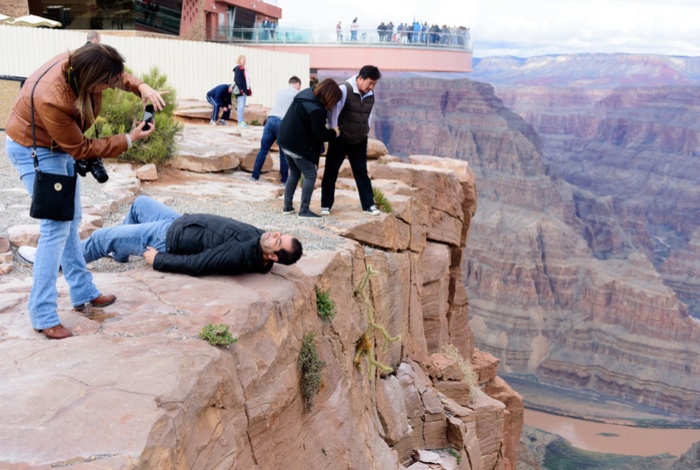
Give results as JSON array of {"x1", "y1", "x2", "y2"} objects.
[{"x1": 90, "y1": 159, "x2": 109, "y2": 183}]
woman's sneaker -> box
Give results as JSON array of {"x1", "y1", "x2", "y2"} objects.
[{"x1": 320, "y1": 207, "x2": 331, "y2": 216}]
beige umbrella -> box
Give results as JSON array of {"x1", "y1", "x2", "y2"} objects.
[{"x1": 8, "y1": 14, "x2": 61, "y2": 28}]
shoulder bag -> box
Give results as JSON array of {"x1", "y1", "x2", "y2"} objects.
[{"x1": 28, "y1": 62, "x2": 77, "y2": 222}]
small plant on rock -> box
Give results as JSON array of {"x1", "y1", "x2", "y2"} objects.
[
  {"x1": 442, "y1": 343, "x2": 480, "y2": 402},
  {"x1": 299, "y1": 332, "x2": 326, "y2": 412},
  {"x1": 316, "y1": 289, "x2": 336, "y2": 323},
  {"x1": 372, "y1": 187, "x2": 392, "y2": 213},
  {"x1": 199, "y1": 323, "x2": 237, "y2": 346}
]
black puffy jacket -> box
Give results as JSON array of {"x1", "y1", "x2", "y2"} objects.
[
  {"x1": 277, "y1": 87, "x2": 336, "y2": 165},
  {"x1": 153, "y1": 213, "x2": 272, "y2": 276}
]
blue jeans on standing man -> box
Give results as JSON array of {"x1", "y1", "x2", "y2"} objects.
[
  {"x1": 5, "y1": 137, "x2": 102, "y2": 330},
  {"x1": 82, "y1": 196, "x2": 180, "y2": 264},
  {"x1": 251, "y1": 116, "x2": 288, "y2": 183}
]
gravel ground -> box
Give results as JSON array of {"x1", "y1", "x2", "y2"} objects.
[{"x1": 1, "y1": 130, "x2": 345, "y2": 281}]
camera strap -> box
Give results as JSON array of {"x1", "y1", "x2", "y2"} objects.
[{"x1": 29, "y1": 61, "x2": 61, "y2": 172}]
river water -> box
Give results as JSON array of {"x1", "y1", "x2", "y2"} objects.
[{"x1": 525, "y1": 409, "x2": 700, "y2": 457}]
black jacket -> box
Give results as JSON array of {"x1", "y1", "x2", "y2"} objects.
[
  {"x1": 277, "y1": 88, "x2": 337, "y2": 165},
  {"x1": 153, "y1": 213, "x2": 272, "y2": 276}
]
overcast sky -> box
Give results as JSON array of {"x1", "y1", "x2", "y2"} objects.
[{"x1": 273, "y1": 0, "x2": 700, "y2": 58}]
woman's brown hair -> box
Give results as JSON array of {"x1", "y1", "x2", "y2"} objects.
[
  {"x1": 313, "y1": 78, "x2": 342, "y2": 110},
  {"x1": 67, "y1": 43, "x2": 125, "y2": 125}
]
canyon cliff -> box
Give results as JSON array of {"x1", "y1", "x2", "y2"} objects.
[
  {"x1": 369, "y1": 63, "x2": 700, "y2": 420},
  {"x1": 0, "y1": 123, "x2": 523, "y2": 469}
]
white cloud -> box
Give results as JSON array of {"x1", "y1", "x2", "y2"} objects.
[{"x1": 273, "y1": 0, "x2": 700, "y2": 57}]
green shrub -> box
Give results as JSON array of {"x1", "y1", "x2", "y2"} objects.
[
  {"x1": 86, "y1": 66, "x2": 183, "y2": 165},
  {"x1": 373, "y1": 187, "x2": 392, "y2": 213},
  {"x1": 299, "y1": 332, "x2": 326, "y2": 412},
  {"x1": 199, "y1": 323, "x2": 237, "y2": 346},
  {"x1": 316, "y1": 289, "x2": 336, "y2": 323}
]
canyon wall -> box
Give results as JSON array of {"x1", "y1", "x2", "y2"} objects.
[
  {"x1": 370, "y1": 68, "x2": 700, "y2": 419},
  {"x1": 0, "y1": 136, "x2": 523, "y2": 469}
]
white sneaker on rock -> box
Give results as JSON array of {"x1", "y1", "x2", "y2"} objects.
[
  {"x1": 320, "y1": 207, "x2": 330, "y2": 216},
  {"x1": 209, "y1": 120, "x2": 217, "y2": 126},
  {"x1": 18, "y1": 246, "x2": 36, "y2": 264},
  {"x1": 364, "y1": 205, "x2": 381, "y2": 216}
]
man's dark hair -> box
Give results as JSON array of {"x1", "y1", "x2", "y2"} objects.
[
  {"x1": 288, "y1": 75, "x2": 302, "y2": 85},
  {"x1": 358, "y1": 65, "x2": 381, "y2": 81},
  {"x1": 276, "y1": 237, "x2": 303, "y2": 265}
]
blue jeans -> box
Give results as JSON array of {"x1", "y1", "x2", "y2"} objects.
[
  {"x1": 206, "y1": 94, "x2": 231, "y2": 122},
  {"x1": 282, "y1": 148, "x2": 317, "y2": 212},
  {"x1": 251, "y1": 116, "x2": 288, "y2": 182},
  {"x1": 5, "y1": 137, "x2": 101, "y2": 329},
  {"x1": 237, "y1": 94, "x2": 247, "y2": 124},
  {"x1": 82, "y1": 196, "x2": 179, "y2": 263}
]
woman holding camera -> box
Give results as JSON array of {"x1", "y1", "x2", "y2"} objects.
[{"x1": 4, "y1": 43, "x2": 166, "y2": 339}]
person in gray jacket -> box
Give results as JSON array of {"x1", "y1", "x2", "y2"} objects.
[{"x1": 81, "y1": 196, "x2": 302, "y2": 276}]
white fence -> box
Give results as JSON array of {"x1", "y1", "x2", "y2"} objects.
[{"x1": 0, "y1": 25, "x2": 310, "y2": 107}]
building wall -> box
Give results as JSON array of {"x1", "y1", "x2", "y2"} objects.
[
  {"x1": 0, "y1": 25, "x2": 309, "y2": 106},
  {"x1": 0, "y1": 0, "x2": 29, "y2": 17}
]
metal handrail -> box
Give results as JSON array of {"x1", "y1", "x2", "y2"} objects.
[{"x1": 207, "y1": 27, "x2": 472, "y2": 51}]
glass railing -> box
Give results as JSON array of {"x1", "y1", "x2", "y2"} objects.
[{"x1": 207, "y1": 27, "x2": 472, "y2": 51}]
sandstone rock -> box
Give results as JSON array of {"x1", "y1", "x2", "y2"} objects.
[
  {"x1": 136, "y1": 163, "x2": 158, "y2": 181},
  {"x1": 426, "y1": 353, "x2": 465, "y2": 381},
  {"x1": 413, "y1": 449, "x2": 441, "y2": 464},
  {"x1": 8, "y1": 224, "x2": 40, "y2": 247},
  {"x1": 0, "y1": 237, "x2": 9, "y2": 252},
  {"x1": 376, "y1": 375, "x2": 411, "y2": 445},
  {"x1": 367, "y1": 138, "x2": 388, "y2": 159},
  {"x1": 0, "y1": 263, "x2": 12, "y2": 275},
  {"x1": 433, "y1": 380, "x2": 472, "y2": 407},
  {"x1": 0, "y1": 252, "x2": 12, "y2": 263}
]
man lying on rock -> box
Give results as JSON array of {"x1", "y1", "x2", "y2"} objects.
[{"x1": 81, "y1": 196, "x2": 303, "y2": 275}]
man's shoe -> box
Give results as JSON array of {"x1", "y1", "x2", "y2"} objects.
[
  {"x1": 74, "y1": 294, "x2": 117, "y2": 312},
  {"x1": 298, "y1": 210, "x2": 321, "y2": 219},
  {"x1": 364, "y1": 205, "x2": 381, "y2": 216},
  {"x1": 108, "y1": 252, "x2": 129, "y2": 263},
  {"x1": 320, "y1": 207, "x2": 331, "y2": 216},
  {"x1": 18, "y1": 246, "x2": 36, "y2": 264},
  {"x1": 209, "y1": 120, "x2": 217, "y2": 126},
  {"x1": 35, "y1": 324, "x2": 73, "y2": 340},
  {"x1": 283, "y1": 206, "x2": 295, "y2": 215},
  {"x1": 248, "y1": 176, "x2": 259, "y2": 182},
  {"x1": 218, "y1": 119, "x2": 228, "y2": 126}
]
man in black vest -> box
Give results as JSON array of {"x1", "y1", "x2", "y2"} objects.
[{"x1": 321, "y1": 65, "x2": 382, "y2": 216}]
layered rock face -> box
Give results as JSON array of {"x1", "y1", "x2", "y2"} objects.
[
  {"x1": 0, "y1": 136, "x2": 523, "y2": 469},
  {"x1": 371, "y1": 72, "x2": 700, "y2": 419}
]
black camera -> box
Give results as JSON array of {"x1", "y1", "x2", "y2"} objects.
[
  {"x1": 142, "y1": 104, "x2": 154, "y2": 131},
  {"x1": 75, "y1": 158, "x2": 109, "y2": 183}
]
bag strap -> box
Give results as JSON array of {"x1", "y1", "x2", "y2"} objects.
[{"x1": 29, "y1": 61, "x2": 61, "y2": 171}]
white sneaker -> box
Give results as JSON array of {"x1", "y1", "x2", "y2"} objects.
[
  {"x1": 238, "y1": 122, "x2": 249, "y2": 127},
  {"x1": 320, "y1": 207, "x2": 330, "y2": 216},
  {"x1": 218, "y1": 119, "x2": 228, "y2": 126},
  {"x1": 209, "y1": 120, "x2": 217, "y2": 126},
  {"x1": 18, "y1": 246, "x2": 36, "y2": 264},
  {"x1": 364, "y1": 205, "x2": 380, "y2": 216}
]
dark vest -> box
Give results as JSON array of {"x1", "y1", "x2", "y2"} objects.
[{"x1": 338, "y1": 82, "x2": 374, "y2": 144}]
